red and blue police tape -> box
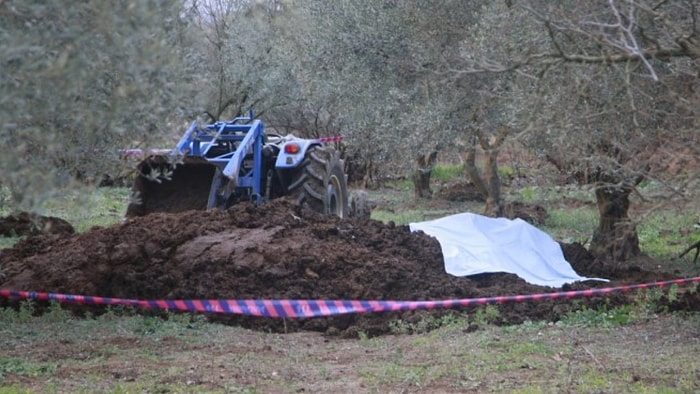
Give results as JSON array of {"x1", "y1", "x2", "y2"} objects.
[{"x1": 1, "y1": 276, "x2": 699, "y2": 318}]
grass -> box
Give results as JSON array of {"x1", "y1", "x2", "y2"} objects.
[
  {"x1": 637, "y1": 210, "x2": 699, "y2": 261},
  {"x1": 26, "y1": 187, "x2": 129, "y2": 233},
  {"x1": 352, "y1": 311, "x2": 700, "y2": 393},
  {"x1": 0, "y1": 186, "x2": 129, "y2": 249},
  {"x1": 370, "y1": 209, "x2": 429, "y2": 226},
  {"x1": 431, "y1": 163, "x2": 464, "y2": 183},
  {"x1": 540, "y1": 207, "x2": 598, "y2": 245},
  {"x1": 0, "y1": 359, "x2": 56, "y2": 381}
]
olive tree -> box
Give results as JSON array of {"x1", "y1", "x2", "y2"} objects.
[
  {"x1": 287, "y1": 0, "x2": 700, "y2": 260},
  {"x1": 404, "y1": 0, "x2": 548, "y2": 215},
  {"x1": 0, "y1": 0, "x2": 197, "y2": 209},
  {"x1": 399, "y1": 0, "x2": 698, "y2": 258},
  {"x1": 271, "y1": 1, "x2": 420, "y2": 186},
  {"x1": 276, "y1": 0, "x2": 521, "y2": 193},
  {"x1": 187, "y1": 0, "x2": 293, "y2": 120},
  {"x1": 513, "y1": 0, "x2": 700, "y2": 260}
]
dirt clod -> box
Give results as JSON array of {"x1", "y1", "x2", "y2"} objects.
[{"x1": 0, "y1": 212, "x2": 74, "y2": 237}]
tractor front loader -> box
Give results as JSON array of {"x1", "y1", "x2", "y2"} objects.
[{"x1": 125, "y1": 112, "x2": 357, "y2": 219}]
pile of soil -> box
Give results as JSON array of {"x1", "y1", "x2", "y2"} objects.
[
  {"x1": 435, "y1": 180, "x2": 484, "y2": 202},
  {"x1": 0, "y1": 198, "x2": 694, "y2": 337}
]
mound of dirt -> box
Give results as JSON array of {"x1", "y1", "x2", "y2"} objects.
[
  {"x1": 435, "y1": 180, "x2": 484, "y2": 202},
  {"x1": 0, "y1": 198, "x2": 688, "y2": 337}
]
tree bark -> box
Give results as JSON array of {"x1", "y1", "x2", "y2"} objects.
[
  {"x1": 464, "y1": 145, "x2": 489, "y2": 197},
  {"x1": 463, "y1": 127, "x2": 507, "y2": 217},
  {"x1": 413, "y1": 150, "x2": 438, "y2": 199},
  {"x1": 589, "y1": 184, "x2": 641, "y2": 261},
  {"x1": 482, "y1": 145, "x2": 504, "y2": 217}
]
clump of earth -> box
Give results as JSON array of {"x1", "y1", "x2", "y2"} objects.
[
  {"x1": 0, "y1": 198, "x2": 695, "y2": 337},
  {"x1": 0, "y1": 212, "x2": 74, "y2": 237}
]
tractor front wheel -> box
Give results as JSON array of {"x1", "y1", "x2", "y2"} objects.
[{"x1": 289, "y1": 145, "x2": 349, "y2": 219}]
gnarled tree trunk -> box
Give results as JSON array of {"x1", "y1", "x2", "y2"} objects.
[
  {"x1": 589, "y1": 184, "x2": 641, "y2": 261},
  {"x1": 413, "y1": 150, "x2": 438, "y2": 199},
  {"x1": 464, "y1": 127, "x2": 507, "y2": 217},
  {"x1": 482, "y1": 145, "x2": 503, "y2": 217}
]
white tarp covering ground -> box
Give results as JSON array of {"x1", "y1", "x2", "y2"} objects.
[{"x1": 409, "y1": 213, "x2": 608, "y2": 288}]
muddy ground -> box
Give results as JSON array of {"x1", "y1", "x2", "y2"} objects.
[{"x1": 0, "y1": 198, "x2": 697, "y2": 337}]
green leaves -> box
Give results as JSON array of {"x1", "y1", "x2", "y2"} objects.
[{"x1": 0, "y1": 1, "x2": 194, "y2": 210}]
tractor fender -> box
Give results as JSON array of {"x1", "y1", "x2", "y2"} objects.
[{"x1": 274, "y1": 138, "x2": 322, "y2": 169}]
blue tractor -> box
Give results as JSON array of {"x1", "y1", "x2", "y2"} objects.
[{"x1": 125, "y1": 112, "x2": 356, "y2": 219}]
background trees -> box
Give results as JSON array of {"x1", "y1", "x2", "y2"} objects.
[
  {"x1": 2, "y1": 0, "x2": 698, "y2": 262},
  {"x1": 1, "y1": 0, "x2": 197, "y2": 206},
  {"x1": 513, "y1": 0, "x2": 700, "y2": 260}
]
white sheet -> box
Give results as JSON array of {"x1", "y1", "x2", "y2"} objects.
[{"x1": 409, "y1": 213, "x2": 608, "y2": 288}]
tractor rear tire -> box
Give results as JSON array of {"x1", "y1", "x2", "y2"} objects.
[{"x1": 289, "y1": 145, "x2": 349, "y2": 218}]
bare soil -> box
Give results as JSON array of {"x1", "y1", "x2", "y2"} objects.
[{"x1": 0, "y1": 198, "x2": 698, "y2": 337}]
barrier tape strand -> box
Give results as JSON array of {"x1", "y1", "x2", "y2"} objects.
[
  {"x1": 1, "y1": 276, "x2": 698, "y2": 318},
  {"x1": 315, "y1": 136, "x2": 343, "y2": 143}
]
